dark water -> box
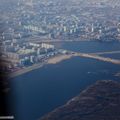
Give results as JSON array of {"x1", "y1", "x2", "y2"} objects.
[
  {"x1": 10, "y1": 41, "x2": 120, "y2": 120},
  {"x1": 53, "y1": 41, "x2": 120, "y2": 53},
  {"x1": 101, "y1": 53, "x2": 120, "y2": 60}
]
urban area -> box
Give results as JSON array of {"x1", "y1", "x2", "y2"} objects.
[{"x1": 0, "y1": 0, "x2": 120, "y2": 74}]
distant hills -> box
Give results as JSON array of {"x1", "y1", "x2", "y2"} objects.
[{"x1": 40, "y1": 80, "x2": 120, "y2": 120}]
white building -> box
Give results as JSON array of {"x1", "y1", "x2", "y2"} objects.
[{"x1": 41, "y1": 43, "x2": 54, "y2": 49}]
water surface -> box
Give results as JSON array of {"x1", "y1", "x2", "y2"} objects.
[{"x1": 10, "y1": 41, "x2": 120, "y2": 120}]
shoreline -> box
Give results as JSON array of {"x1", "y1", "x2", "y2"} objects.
[
  {"x1": 9, "y1": 51, "x2": 120, "y2": 78},
  {"x1": 9, "y1": 54, "x2": 74, "y2": 78}
]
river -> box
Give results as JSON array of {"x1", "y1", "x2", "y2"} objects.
[{"x1": 9, "y1": 41, "x2": 120, "y2": 120}]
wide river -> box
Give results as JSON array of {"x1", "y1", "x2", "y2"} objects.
[{"x1": 10, "y1": 41, "x2": 120, "y2": 120}]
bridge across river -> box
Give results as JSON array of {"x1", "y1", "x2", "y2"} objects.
[
  {"x1": 70, "y1": 51, "x2": 120, "y2": 65},
  {"x1": 90, "y1": 51, "x2": 120, "y2": 55}
]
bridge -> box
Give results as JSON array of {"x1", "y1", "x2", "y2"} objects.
[
  {"x1": 90, "y1": 51, "x2": 120, "y2": 55},
  {"x1": 70, "y1": 52, "x2": 120, "y2": 65}
]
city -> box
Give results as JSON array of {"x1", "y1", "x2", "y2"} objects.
[
  {"x1": 1, "y1": 0, "x2": 120, "y2": 75},
  {"x1": 0, "y1": 0, "x2": 120, "y2": 43},
  {"x1": 1, "y1": 41, "x2": 55, "y2": 73},
  {"x1": 0, "y1": 0, "x2": 120, "y2": 120}
]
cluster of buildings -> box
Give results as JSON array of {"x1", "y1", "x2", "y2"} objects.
[
  {"x1": 1, "y1": 0, "x2": 120, "y2": 72},
  {"x1": 1, "y1": 0, "x2": 120, "y2": 43},
  {"x1": 0, "y1": 41, "x2": 56, "y2": 72}
]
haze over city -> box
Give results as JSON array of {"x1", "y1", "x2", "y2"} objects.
[{"x1": 0, "y1": 0, "x2": 120, "y2": 120}]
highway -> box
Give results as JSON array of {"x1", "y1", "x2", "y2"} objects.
[
  {"x1": 25, "y1": 36, "x2": 90, "y2": 43},
  {"x1": 30, "y1": 39, "x2": 89, "y2": 43}
]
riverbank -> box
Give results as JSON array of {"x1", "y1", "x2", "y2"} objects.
[
  {"x1": 10, "y1": 62, "x2": 46, "y2": 78},
  {"x1": 10, "y1": 54, "x2": 74, "y2": 78},
  {"x1": 9, "y1": 50, "x2": 120, "y2": 78}
]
